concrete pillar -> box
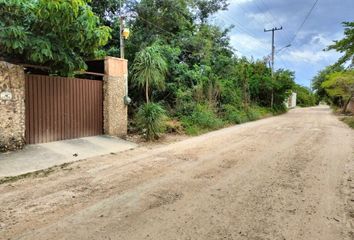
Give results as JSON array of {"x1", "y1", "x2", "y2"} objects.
[
  {"x1": 0, "y1": 61, "x2": 25, "y2": 152},
  {"x1": 103, "y1": 57, "x2": 128, "y2": 137}
]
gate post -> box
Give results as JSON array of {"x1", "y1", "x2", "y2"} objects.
[
  {"x1": 103, "y1": 57, "x2": 128, "y2": 137},
  {"x1": 0, "y1": 61, "x2": 25, "y2": 152}
]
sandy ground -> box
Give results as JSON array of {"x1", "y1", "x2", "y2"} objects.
[{"x1": 1, "y1": 106, "x2": 354, "y2": 240}]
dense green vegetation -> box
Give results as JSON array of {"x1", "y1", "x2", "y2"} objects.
[
  {"x1": 326, "y1": 22, "x2": 354, "y2": 67},
  {"x1": 313, "y1": 21, "x2": 354, "y2": 114},
  {"x1": 0, "y1": 0, "x2": 317, "y2": 139},
  {"x1": 135, "y1": 102, "x2": 167, "y2": 140},
  {"x1": 294, "y1": 84, "x2": 316, "y2": 107},
  {"x1": 0, "y1": 0, "x2": 111, "y2": 75},
  {"x1": 110, "y1": 0, "x2": 300, "y2": 138}
]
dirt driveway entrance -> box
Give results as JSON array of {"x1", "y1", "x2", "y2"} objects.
[{"x1": 1, "y1": 106, "x2": 353, "y2": 240}]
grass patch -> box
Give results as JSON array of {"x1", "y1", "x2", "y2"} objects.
[
  {"x1": 222, "y1": 104, "x2": 274, "y2": 124},
  {"x1": 181, "y1": 104, "x2": 224, "y2": 135},
  {"x1": 222, "y1": 104, "x2": 248, "y2": 124},
  {"x1": 181, "y1": 104, "x2": 286, "y2": 136},
  {"x1": 0, "y1": 162, "x2": 73, "y2": 185},
  {"x1": 341, "y1": 116, "x2": 354, "y2": 129}
]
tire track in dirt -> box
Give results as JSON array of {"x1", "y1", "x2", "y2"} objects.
[{"x1": 0, "y1": 106, "x2": 353, "y2": 240}]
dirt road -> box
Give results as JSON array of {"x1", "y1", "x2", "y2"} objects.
[{"x1": 1, "y1": 106, "x2": 354, "y2": 240}]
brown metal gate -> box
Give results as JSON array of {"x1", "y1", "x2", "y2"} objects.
[{"x1": 25, "y1": 74, "x2": 103, "y2": 144}]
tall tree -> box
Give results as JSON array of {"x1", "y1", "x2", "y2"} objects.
[
  {"x1": 312, "y1": 65, "x2": 344, "y2": 101},
  {"x1": 0, "y1": 0, "x2": 111, "y2": 75},
  {"x1": 322, "y1": 70, "x2": 354, "y2": 113},
  {"x1": 192, "y1": 0, "x2": 229, "y2": 23},
  {"x1": 327, "y1": 21, "x2": 354, "y2": 66},
  {"x1": 294, "y1": 84, "x2": 316, "y2": 107},
  {"x1": 273, "y1": 69, "x2": 296, "y2": 107},
  {"x1": 132, "y1": 43, "x2": 168, "y2": 103},
  {"x1": 90, "y1": 0, "x2": 125, "y2": 25}
]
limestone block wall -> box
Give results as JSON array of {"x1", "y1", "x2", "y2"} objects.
[
  {"x1": 0, "y1": 61, "x2": 25, "y2": 152},
  {"x1": 103, "y1": 57, "x2": 128, "y2": 137}
]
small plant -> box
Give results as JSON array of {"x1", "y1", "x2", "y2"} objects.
[
  {"x1": 135, "y1": 103, "x2": 167, "y2": 140},
  {"x1": 245, "y1": 108, "x2": 258, "y2": 121},
  {"x1": 222, "y1": 104, "x2": 248, "y2": 124},
  {"x1": 272, "y1": 104, "x2": 287, "y2": 115},
  {"x1": 181, "y1": 104, "x2": 224, "y2": 135}
]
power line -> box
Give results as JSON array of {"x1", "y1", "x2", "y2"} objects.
[
  {"x1": 238, "y1": 3, "x2": 268, "y2": 27},
  {"x1": 252, "y1": 0, "x2": 287, "y2": 44},
  {"x1": 288, "y1": 0, "x2": 319, "y2": 45},
  {"x1": 258, "y1": 0, "x2": 291, "y2": 44},
  {"x1": 133, "y1": 7, "x2": 275, "y2": 59},
  {"x1": 221, "y1": 13, "x2": 259, "y2": 39},
  {"x1": 136, "y1": 15, "x2": 177, "y2": 37},
  {"x1": 217, "y1": 12, "x2": 270, "y2": 52},
  {"x1": 258, "y1": 0, "x2": 282, "y2": 29},
  {"x1": 138, "y1": 14, "x2": 250, "y2": 57}
]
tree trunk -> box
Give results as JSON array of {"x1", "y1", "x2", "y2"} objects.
[
  {"x1": 145, "y1": 80, "x2": 149, "y2": 103},
  {"x1": 343, "y1": 95, "x2": 353, "y2": 113}
]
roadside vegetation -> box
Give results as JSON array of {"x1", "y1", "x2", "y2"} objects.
[
  {"x1": 294, "y1": 84, "x2": 317, "y2": 107},
  {"x1": 312, "y1": 21, "x2": 354, "y2": 128},
  {"x1": 1, "y1": 0, "x2": 316, "y2": 140},
  {"x1": 341, "y1": 116, "x2": 354, "y2": 129}
]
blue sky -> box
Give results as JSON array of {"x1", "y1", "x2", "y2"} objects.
[{"x1": 213, "y1": 0, "x2": 354, "y2": 87}]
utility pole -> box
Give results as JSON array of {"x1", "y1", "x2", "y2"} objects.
[
  {"x1": 120, "y1": 16, "x2": 125, "y2": 59},
  {"x1": 264, "y1": 26, "x2": 283, "y2": 107},
  {"x1": 119, "y1": 0, "x2": 125, "y2": 59}
]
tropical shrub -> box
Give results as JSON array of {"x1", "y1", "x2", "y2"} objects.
[
  {"x1": 246, "y1": 106, "x2": 272, "y2": 121},
  {"x1": 135, "y1": 103, "x2": 167, "y2": 140},
  {"x1": 321, "y1": 70, "x2": 354, "y2": 113},
  {"x1": 181, "y1": 104, "x2": 224, "y2": 135},
  {"x1": 222, "y1": 104, "x2": 248, "y2": 124},
  {"x1": 131, "y1": 42, "x2": 168, "y2": 103},
  {"x1": 271, "y1": 104, "x2": 287, "y2": 115},
  {"x1": 246, "y1": 108, "x2": 260, "y2": 121},
  {"x1": 294, "y1": 84, "x2": 316, "y2": 107}
]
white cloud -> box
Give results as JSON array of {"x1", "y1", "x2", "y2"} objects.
[
  {"x1": 228, "y1": 0, "x2": 253, "y2": 5},
  {"x1": 246, "y1": 12, "x2": 286, "y2": 29},
  {"x1": 279, "y1": 33, "x2": 341, "y2": 64},
  {"x1": 230, "y1": 33, "x2": 270, "y2": 58},
  {"x1": 280, "y1": 49, "x2": 339, "y2": 64}
]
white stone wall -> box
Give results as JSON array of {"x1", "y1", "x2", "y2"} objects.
[{"x1": 285, "y1": 92, "x2": 297, "y2": 109}]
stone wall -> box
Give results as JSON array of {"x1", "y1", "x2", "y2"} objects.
[
  {"x1": 0, "y1": 61, "x2": 25, "y2": 152},
  {"x1": 103, "y1": 57, "x2": 128, "y2": 137}
]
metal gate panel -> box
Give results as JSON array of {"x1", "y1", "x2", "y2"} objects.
[{"x1": 25, "y1": 74, "x2": 103, "y2": 144}]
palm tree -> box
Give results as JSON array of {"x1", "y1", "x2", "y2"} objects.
[{"x1": 132, "y1": 43, "x2": 168, "y2": 103}]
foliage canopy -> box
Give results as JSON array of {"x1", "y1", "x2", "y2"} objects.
[
  {"x1": 0, "y1": 0, "x2": 111, "y2": 75},
  {"x1": 132, "y1": 42, "x2": 168, "y2": 103},
  {"x1": 94, "y1": 0, "x2": 298, "y2": 136},
  {"x1": 327, "y1": 22, "x2": 354, "y2": 66},
  {"x1": 322, "y1": 71, "x2": 354, "y2": 112}
]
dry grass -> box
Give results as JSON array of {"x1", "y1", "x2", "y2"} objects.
[{"x1": 341, "y1": 116, "x2": 354, "y2": 129}]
